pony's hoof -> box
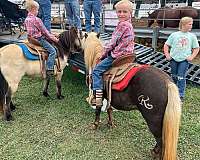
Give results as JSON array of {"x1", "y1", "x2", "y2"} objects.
[
  {"x1": 43, "y1": 92, "x2": 50, "y2": 97},
  {"x1": 107, "y1": 122, "x2": 116, "y2": 128},
  {"x1": 150, "y1": 148, "x2": 161, "y2": 160},
  {"x1": 57, "y1": 95, "x2": 65, "y2": 100},
  {"x1": 3, "y1": 114, "x2": 14, "y2": 121},
  {"x1": 90, "y1": 123, "x2": 98, "y2": 130},
  {"x1": 10, "y1": 103, "x2": 16, "y2": 112}
]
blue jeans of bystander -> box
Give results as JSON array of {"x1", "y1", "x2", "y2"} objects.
[
  {"x1": 83, "y1": 0, "x2": 102, "y2": 33},
  {"x1": 37, "y1": 0, "x2": 51, "y2": 31},
  {"x1": 170, "y1": 59, "x2": 189, "y2": 98},
  {"x1": 37, "y1": 37, "x2": 56, "y2": 71},
  {"x1": 92, "y1": 55, "x2": 114, "y2": 91},
  {"x1": 64, "y1": 0, "x2": 82, "y2": 30}
]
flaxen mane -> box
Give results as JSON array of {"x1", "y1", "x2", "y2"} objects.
[{"x1": 82, "y1": 32, "x2": 103, "y2": 71}]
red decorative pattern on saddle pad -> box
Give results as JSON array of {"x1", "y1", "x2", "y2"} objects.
[{"x1": 112, "y1": 65, "x2": 149, "y2": 91}]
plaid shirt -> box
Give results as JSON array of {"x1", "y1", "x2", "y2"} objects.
[
  {"x1": 103, "y1": 19, "x2": 134, "y2": 58},
  {"x1": 24, "y1": 13, "x2": 57, "y2": 42}
]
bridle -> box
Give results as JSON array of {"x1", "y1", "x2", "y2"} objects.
[{"x1": 68, "y1": 28, "x2": 82, "y2": 53}]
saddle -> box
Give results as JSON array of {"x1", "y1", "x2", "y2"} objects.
[
  {"x1": 103, "y1": 54, "x2": 136, "y2": 84},
  {"x1": 23, "y1": 36, "x2": 61, "y2": 78},
  {"x1": 102, "y1": 54, "x2": 138, "y2": 109},
  {"x1": 25, "y1": 36, "x2": 48, "y2": 59}
]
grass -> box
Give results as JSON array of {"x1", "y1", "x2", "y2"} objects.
[{"x1": 0, "y1": 68, "x2": 199, "y2": 160}]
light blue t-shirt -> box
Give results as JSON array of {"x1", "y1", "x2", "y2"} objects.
[{"x1": 165, "y1": 31, "x2": 199, "y2": 62}]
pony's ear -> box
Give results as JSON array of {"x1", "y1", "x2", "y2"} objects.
[
  {"x1": 85, "y1": 33, "x2": 88, "y2": 39},
  {"x1": 71, "y1": 26, "x2": 78, "y2": 33},
  {"x1": 96, "y1": 33, "x2": 100, "y2": 38}
]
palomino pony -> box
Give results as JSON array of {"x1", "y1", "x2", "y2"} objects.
[
  {"x1": 82, "y1": 32, "x2": 182, "y2": 160},
  {"x1": 0, "y1": 27, "x2": 83, "y2": 121}
]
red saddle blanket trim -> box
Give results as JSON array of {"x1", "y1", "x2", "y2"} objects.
[{"x1": 112, "y1": 64, "x2": 149, "y2": 91}]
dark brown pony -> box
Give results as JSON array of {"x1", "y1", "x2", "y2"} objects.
[
  {"x1": 82, "y1": 32, "x2": 182, "y2": 160},
  {"x1": 0, "y1": 27, "x2": 83, "y2": 121},
  {"x1": 148, "y1": 6, "x2": 198, "y2": 28}
]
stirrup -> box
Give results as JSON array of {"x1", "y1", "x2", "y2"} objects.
[
  {"x1": 46, "y1": 70, "x2": 54, "y2": 76},
  {"x1": 90, "y1": 97, "x2": 103, "y2": 106},
  {"x1": 96, "y1": 98, "x2": 103, "y2": 106},
  {"x1": 91, "y1": 97, "x2": 96, "y2": 106}
]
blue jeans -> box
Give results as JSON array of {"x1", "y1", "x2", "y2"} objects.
[
  {"x1": 83, "y1": 0, "x2": 102, "y2": 33},
  {"x1": 64, "y1": 0, "x2": 82, "y2": 30},
  {"x1": 170, "y1": 59, "x2": 189, "y2": 98},
  {"x1": 37, "y1": 0, "x2": 51, "y2": 31},
  {"x1": 92, "y1": 55, "x2": 114, "y2": 90},
  {"x1": 37, "y1": 37, "x2": 56, "y2": 70}
]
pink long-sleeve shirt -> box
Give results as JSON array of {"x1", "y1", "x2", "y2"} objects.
[
  {"x1": 24, "y1": 12, "x2": 57, "y2": 42},
  {"x1": 103, "y1": 19, "x2": 135, "y2": 58}
]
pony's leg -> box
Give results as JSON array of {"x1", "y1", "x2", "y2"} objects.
[
  {"x1": 43, "y1": 75, "x2": 51, "y2": 97},
  {"x1": 151, "y1": 137, "x2": 162, "y2": 160},
  {"x1": 56, "y1": 71, "x2": 64, "y2": 99},
  {"x1": 3, "y1": 87, "x2": 13, "y2": 121},
  {"x1": 92, "y1": 90, "x2": 104, "y2": 129},
  {"x1": 92, "y1": 105, "x2": 102, "y2": 129},
  {"x1": 107, "y1": 107, "x2": 116, "y2": 127},
  {"x1": 10, "y1": 100, "x2": 16, "y2": 111},
  {"x1": 145, "y1": 121, "x2": 163, "y2": 159},
  {"x1": 56, "y1": 80, "x2": 64, "y2": 99}
]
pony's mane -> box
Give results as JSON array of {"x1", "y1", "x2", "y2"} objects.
[
  {"x1": 56, "y1": 30, "x2": 71, "y2": 59},
  {"x1": 56, "y1": 28, "x2": 79, "y2": 59},
  {"x1": 83, "y1": 32, "x2": 103, "y2": 71}
]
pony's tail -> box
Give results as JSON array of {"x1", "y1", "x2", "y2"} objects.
[
  {"x1": 0, "y1": 70, "x2": 7, "y2": 109},
  {"x1": 0, "y1": 70, "x2": 12, "y2": 121},
  {"x1": 162, "y1": 82, "x2": 181, "y2": 160}
]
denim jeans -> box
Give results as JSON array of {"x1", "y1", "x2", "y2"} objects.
[
  {"x1": 37, "y1": 0, "x2": 51, "y2": 31},
  {"x1": 92, "y1": 55, "x2": 114, "y2": 90},
  {"x1": 170, "y1": 59, "x2": 189, "y2": 98},
  {"x1": 83, "y1": 0, "x2": 102, "y2": 33},
  {"x1": 64, "y1": 0, "x2": 82, "y2": 30},
  {"x1": 37, "y1": 37, "x2": 56, "y2": 70}
]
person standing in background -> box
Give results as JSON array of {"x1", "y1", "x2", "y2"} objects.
[
  {"x1": 164, "y1": 17, "x2": 199, "y2": 101},
  {"x1": 83, "y1": 0, "x2": 102, "y2": 33},
  {"x1": 64, "y1": 0, "x2": 82, "y2": 37},
  {"x1": 36, "y1": 0, "x2": 52, "y2": 32}
]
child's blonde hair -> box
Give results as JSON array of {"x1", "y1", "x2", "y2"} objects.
[
  {"x1": 25, "y1": 0, "x2": 39, "y2": 11},
  {"x1": 179, "y1": 17, "x2": 193, "y2": 30},
  {"x1": 115, "y1": 0, "x2": 134, "y2": 13}
]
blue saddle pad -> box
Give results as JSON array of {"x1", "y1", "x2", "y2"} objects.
[{"x1": 18, "y1": 43, "x2": 39, "y2": 61}]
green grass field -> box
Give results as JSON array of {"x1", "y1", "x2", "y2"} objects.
[{"x1": 0, "y1": 68, "x2": 199, "y2": 160}]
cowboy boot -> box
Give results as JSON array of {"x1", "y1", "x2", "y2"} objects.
[
  {"x1": 93, "y1": 89, "x2": 103, "y2": 128},
  {"x1": 95, "y1": 89, "x2": 103, "y2": 107},
  {"x1": 90, "y1": 91, "x2": 96, "y2": 106}
]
